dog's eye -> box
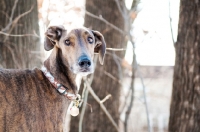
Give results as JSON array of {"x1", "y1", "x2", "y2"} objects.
[
  {"x1": 87, "y1": 37, "x2": 93, "y2": 44},
  {"x1": 65, "y1": 40, "x2": 70, "y2": 46}
]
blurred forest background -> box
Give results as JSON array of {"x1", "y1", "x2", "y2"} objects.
[{"x1": 0, "y1": 0, "x2": 199, "y2": 132}]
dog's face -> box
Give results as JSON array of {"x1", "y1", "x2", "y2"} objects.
[{"x1": 44, "y1": 26, "x2": 106, "y2": 76}]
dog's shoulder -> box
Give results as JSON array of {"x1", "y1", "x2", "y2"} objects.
[{"x1": 0, "y1": 68, "x2": 44, "y2": 82}]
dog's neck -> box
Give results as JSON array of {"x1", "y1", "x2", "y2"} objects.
[{"x1": 44, "y1": 47, "x2": 77, "y2": 94}]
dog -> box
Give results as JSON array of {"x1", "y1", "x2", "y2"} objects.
[{"x1": 0, "y1": 26, "x2": 106, "y2": 131}]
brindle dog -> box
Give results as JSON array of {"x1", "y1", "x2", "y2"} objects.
[{"x1": 0, "y1": 26, "x2": 106, "y2": 131}]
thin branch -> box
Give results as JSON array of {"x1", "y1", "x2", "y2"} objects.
[
  {"x1": 168, "y1": 0, "x2": 175, "y2": 44},
  {"x1": 136, "y1": 60, "x2": 151, "y2": 132},
  {"x1": 0, "y1": 11, "x2": 10, "y2": 25},
  {"x1": 127, "y1": 34, "x2": 150, "y2": 132},
  {"x1": 85, "y1": 10, "x2": 126, "y2": 35},
  {"x1": 131, "y1": 0, "x2": 140, "y2": 10},
  {"x1": 79, "y1": 85, "x2": 89, "y2": 132},
  {"x1": 124, "y1": 54, "x2": 135, "y2": 132},
  {"x1": 104, "y1": 71, "x2": 122, "y2": 85},
  {"x1": 84, "y1": 78, "x2": 120, "y2": 132},
  {"x1": 1, "y1": 0, "x2": 18, "y2": 32},
  {"x1": 0, "y1": 31, "x2": 39, "y2": 37},
  {"x1": 106, "y1": 48, "x2": 126, "y2": 51},
  {"x1": 4, "y1": 43, "x2": 21, "y2": 68},
  {"x1": 106, "y1": 51, "x2": 123, "y2": 61},
  {"x1": 100, "y1": 94, "x2": 112, "y2": 104},
  {"x1": 114, "y1": 0, "x2": 126, "y2": 19},
  {"x1": 3, "y1": 5, "x2": 34, "y2": 42},
  {"x1": 11, "y1": 5, "x2": 34, "y2": 28},
  {"x1": 119, "y1": 86, "x2": 131, "y2": 114},
  {"x1": 112, "y1": 51, "x2": 123, "y2": 81}
]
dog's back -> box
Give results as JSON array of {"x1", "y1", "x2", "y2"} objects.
[{"x1": 0, "y1": 68, "x2": 69, "y2": 131}]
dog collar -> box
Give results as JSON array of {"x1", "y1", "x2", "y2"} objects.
[{"x1": 41, "y1": 66, "x2": 82, "y2": 116}]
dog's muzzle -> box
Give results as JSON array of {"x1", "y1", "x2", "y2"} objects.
[
  {"x1": 71, "y1": 55, "x2": 94, "y2": 76},
  {"x1": 78, "y1": 56, "x2": 91, "y2": 69}
]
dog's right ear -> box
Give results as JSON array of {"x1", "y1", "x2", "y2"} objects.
[{"x1": 44, "y1": 26, "x2": 65, "y2": 51}]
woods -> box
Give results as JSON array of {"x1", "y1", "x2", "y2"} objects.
[
  {"x1": 0, "y1": 0, "x2": 199, "y2": 132},
  {"x1": 0, "y1": 0, "x2": 40, "y2": 69}
]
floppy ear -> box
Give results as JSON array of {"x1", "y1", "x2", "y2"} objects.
[
  {"x1": 92, "y1": 30, "x2": 106, "y2": 65},
  {"x1": 44, "y1": 26, "x2": 65, "y2": 51}
]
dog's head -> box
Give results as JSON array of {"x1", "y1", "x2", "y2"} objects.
[{"x1": 44, "y1": 26, "x2": 106, "y2": 76}]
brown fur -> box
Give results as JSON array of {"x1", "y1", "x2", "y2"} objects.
[{"x1": 0, "y1": 26, "x2": 106, "y2": 131}]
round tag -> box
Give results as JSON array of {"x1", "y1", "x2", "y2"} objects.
[{"x1": 70, "y1": 106, "x2": 79, "y2": 116}]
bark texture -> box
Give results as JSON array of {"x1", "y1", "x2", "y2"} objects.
[
  {"x1": 0, "y1": 0, "x2": 40, "y2": 69},
  {"x1": 169, "y1": 0, "x2": 200, "y2": 132},
  {"x1": 70, "y1": 0, "x2": 125, "y2": 132}
]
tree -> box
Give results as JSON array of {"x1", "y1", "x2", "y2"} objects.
[
  {"x1": 70, "y1": 0, "x2": 125, "y2": 131},
  {"x1": 169, "y1": 0, "x2": 200, "y2": 131},
  {"x1": 0, "y1": 0, "x2": 40, "y2": 69}
]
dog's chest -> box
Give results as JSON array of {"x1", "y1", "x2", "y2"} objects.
[{"x1": 0, "y1": 68, "x2": 70, "y2": 131}]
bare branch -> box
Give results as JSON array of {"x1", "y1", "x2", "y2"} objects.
[
  {"x1": 1, "y1": 0, "x2": 19, "y2": 32},
  {"x1": 85, "y1": 10, "x2": 126, "y2": 35},
  {"x1": 10, "y1": 5, "x2": 34, "y2": 30},
  {"x1": 136, "y1": 60, "x2": 151, "y2": 132},
  {"x1": 106, "y1": 48, "x2": 126, "y2": 51},
  {"x1": 106, "y1": 51, "x2": 123, "y2": 61},
  {"x1": 114, "y1": 0, "x2": 126, "y2": 19},
  {"x1": 127, "y1": 36, "x2": 150, "y2": 132},
  {"x1": 168, "y1": 0, "x2": 176, "y2": 44},
  {"x1": 113, "y1": 52, "x2": 123, "y2": 81},
  {"x1": 79, "y1": 86, "x2": 89, "y2": 132},
  {"x1": 104, "y1": 71, "x2": 122, "y2": 85},
  {"x1": 2, "y1": 5, "x2": 34, "y2": 43},
  {"x1": 0, "y1": 31, "x2": 39, "y2": 37},
  {"x1": 100, "y1": 94, "x2": 112, "y2": 104},
  {"x1": 4, "y1": 43, "x2": 21, "y2": 68},
  {"x1": 124, "y1": 55, "x2": 135, "y2": 132},
  {"x1": 84, "y1": 78, "x2": 120, "y2": 132}
]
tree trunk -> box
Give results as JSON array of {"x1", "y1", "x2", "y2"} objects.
[
  {"x1": 70, "y1": 0, "x2": 125, "y2": 132},
  {"x1": 168, "y1": 0, "x2": 200, "y2": 131},
  {"x1": 0, "y1": 0, "x2": 40, "y2": 69}
]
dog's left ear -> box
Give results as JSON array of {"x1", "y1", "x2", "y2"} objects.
[
  {"x1": 44, "y1": 26, "x2": 65, "y2": 51},
  {"x1": 92, "y1": 30, "x2": 106, "y2": 65}
]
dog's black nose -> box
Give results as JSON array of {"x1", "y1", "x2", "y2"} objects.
[{"x1": 78, "y1": 56, "x2": 91, "y2": 68}]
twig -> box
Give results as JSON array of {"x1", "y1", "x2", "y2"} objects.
[
  {"x1": 168, "y1": 0, "x2": 175, "y2": 45},
  {"x1": 1, "y1": 0, "x2": 18, "y2": 32},
  {"x1": 136, "y1": 60, "x2": 151, "y2": 132},
  {"x1": 104, "y1": 71, "x2": 122, "y2": 85},
  {"x1": 4, "y1": 43, "x2": 21, "y2": 68},
  {"x1": 124, "y1": 54, "x2": 135, "y2": 132},
  {"x1": 119, "y1": 86, "x2": 131, "y2": 114},
  {"x1": 85, "y1": 10, "x2": 126, "y2": 35},
  {"x1": 84, "y1": 78, "x2": 120, "y2": 132},
  {"x1": 79, "y1": 85, "x2": 89, "y2": 132},
  {"x1": 100, "y1": 94, "x2": 112, "y2": 104},
  {"x1": 106, "y1": 51, "x2": 123, "y2": 61},
  {"x1": 112, "y1": 51, "x2": 123, "y2": 81},
  {"x1": 111, "y1": 1, "x2": 150, "y2": 131},
  {"x1": 11, "y1": 5, "x2": 34, "y2": 28},
  {"x1": 114, "y1": 0, "x2": 126, "y2": 19},
  {"x1": 127, "y1": 37, "x2": 150, "y2": 132},
  {"x1": 3, "y1": 5, "x2": 34, "y2": 42},
  {"x1": 0, "y1": 31, "x2": 39, "y2": 37},
  {"x1": 106, "y1": 48, "x2": 126, "y2": 51}
]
